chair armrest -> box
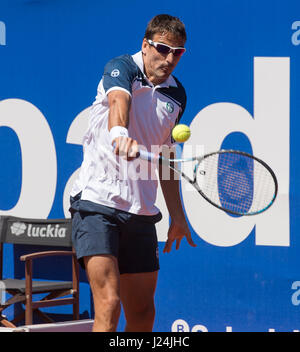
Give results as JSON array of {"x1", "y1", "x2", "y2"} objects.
[{"x1": 20, "y1": 250, "x2": 75, "y2": 262}]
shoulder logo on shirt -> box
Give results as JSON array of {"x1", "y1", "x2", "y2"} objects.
[
  {"x1": 111, "y1": 69, "x2": 120, "y2": 78},
  {"x1": 166, "y1": 102, "x2": 174, "y2": 113}
]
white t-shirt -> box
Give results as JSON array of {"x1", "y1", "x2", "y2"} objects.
[{"x1": 70, "y1": 51, "x2": 186, "y2": 215}]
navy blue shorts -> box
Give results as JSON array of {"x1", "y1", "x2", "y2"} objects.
[{"x1": 70, "y1": 193, "x2": 162, "y2": 274}]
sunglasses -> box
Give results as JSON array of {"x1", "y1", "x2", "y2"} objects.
[{"x1": 147, "y1": 39, "x2": 186, "y2": 57}]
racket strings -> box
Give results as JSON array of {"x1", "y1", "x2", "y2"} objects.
[{"x1": 196, "y1": 152, "x2": 276, "y2": 215}]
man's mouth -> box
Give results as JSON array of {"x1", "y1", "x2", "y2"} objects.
[{"x1": 160, "y1": 66, "x2": 172, "y2": 73}]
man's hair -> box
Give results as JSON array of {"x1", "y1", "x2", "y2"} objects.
[{"x1": 144, "y1": 14, "x2": 187, "y2": 42}]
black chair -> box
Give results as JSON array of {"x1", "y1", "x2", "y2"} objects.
[{"x1": 0, "y1": 216, "x2": 79, "y2": 327}]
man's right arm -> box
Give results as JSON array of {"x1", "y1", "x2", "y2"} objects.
[{"x1": 107, "y1": 90, "x2": 139, "y2": 160}]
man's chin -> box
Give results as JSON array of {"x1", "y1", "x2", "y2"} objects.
[{"x1": 156, "y1": 71, "x2": 170, "y2": 81}]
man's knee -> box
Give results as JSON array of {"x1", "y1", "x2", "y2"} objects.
[
  {"x1": 97, "y1": 295, "x2": 121, "y2": 312},
  {"x1": 128, "y1": 300, "x2": 156, "y2": 322},
  {"x1": 93, "y1": 294, "x2": 121, "y2": 332}
]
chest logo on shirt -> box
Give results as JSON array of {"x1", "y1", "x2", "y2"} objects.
[
  {"x1": 111, "y1": 69, "x2": 120, "y2": 77},
  {"x1": 166, "y1": 102, "x2": 174, "y2": 113}
]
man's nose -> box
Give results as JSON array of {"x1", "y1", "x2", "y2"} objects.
[{"x1": 166, "y1": 52, "x2": 177, "y2": 64}]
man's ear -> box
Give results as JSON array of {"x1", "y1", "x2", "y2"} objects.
[{"x1": 142, "y1": 38, "x2": 148, "y2": 55}]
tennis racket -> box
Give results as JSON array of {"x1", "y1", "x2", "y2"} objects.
[{"x1": 138, "y1": 148, "x2": 278, "y2": 216}]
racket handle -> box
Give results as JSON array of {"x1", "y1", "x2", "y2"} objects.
[
  {"x1": 138, "y1": 149, "x2": 160, "y2": 163},
  {"x1": 112, "y1": 142, "x2": 160, "y2": 163}
]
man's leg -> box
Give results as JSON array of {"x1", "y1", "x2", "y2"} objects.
[
  {"x1": 84, "y1": 255, "x2": 121, "y2": 332},
  {"x1": 120, "y1": 271, "x2": 158, "y2": 332}
]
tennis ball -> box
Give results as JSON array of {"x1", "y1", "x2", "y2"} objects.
[{"x1": 172, "y1": 124, "x2": 191, "y2": 142}]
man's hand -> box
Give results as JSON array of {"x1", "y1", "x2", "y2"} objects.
[
  {"x1": 113, "y1": 136, "x2": 139, "y2": 161},
  {"x1": 163, "y1": 219, "x2": 197, "y2": 253}
]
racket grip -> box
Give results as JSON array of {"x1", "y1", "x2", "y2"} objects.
[{"x1": 138, "y1": 149, "x2": 160, "y2": 163}]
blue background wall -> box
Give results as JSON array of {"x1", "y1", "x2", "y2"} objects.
[{"x1": 1, "y1": 0, "x2": 300, "y2": 331}]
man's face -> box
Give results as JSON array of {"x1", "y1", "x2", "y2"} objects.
[{"x1": 142, "y1": 32, "x2": 185, "y2": 86}]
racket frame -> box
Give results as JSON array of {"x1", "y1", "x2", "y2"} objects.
[{"x1": 157, "y1": 149, "x2": 278, "y2": 216}]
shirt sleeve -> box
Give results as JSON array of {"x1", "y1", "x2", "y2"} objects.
[{"x1": 102, "y1": 55, "x2": 137, "y2": 96}]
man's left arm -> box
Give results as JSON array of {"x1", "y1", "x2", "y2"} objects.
[{"x1": 158, "y1": 148, "x2": 197, "y2": 253}]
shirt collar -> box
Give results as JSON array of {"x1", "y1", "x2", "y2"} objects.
[{"x1": 131, "y1": 51, "x2": 178, "y2": 88}]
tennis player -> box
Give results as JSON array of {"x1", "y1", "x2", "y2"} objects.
[{"x1": 70, "y1": 14, "x2": 196, "y2": 332}]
